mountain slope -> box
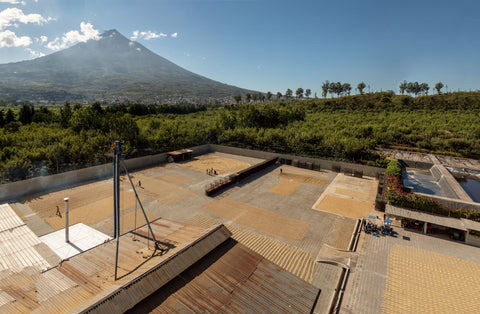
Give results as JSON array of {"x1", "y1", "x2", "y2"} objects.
[{"x1": 0, "y1": 30, "x2": 252, "y2": 102}]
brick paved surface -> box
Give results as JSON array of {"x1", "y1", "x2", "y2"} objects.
[{"x1": 341, "y1": 225, "x2": 480, "y2": 313}]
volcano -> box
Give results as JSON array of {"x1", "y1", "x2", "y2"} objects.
[{"x1": 0, "y1": 29, "x2": 252, "y2": 102}]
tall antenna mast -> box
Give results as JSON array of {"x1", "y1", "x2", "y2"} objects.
[
  {"x1": 113, "y1": 140, "x2": 121, "y2": 239},
  {"x1": 111, "y1": 140, "x2": 162, "y2": 280}
]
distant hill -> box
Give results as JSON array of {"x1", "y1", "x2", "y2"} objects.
[{"x1": 0, "y1": 29, "x2": 253, "y2": 103}]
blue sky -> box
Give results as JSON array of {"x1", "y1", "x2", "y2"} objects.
[{"x1": 0, "y1": 0, "x2": 478, "y2": 95}]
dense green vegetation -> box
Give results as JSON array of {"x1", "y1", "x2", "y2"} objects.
[{"x1": 2, "y1": 91, "x2": 480, "y2": 183}]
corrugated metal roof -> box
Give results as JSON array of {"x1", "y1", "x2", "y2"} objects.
[
  {"x1": 129, "y1": 238, "x2": 320, "y2": 313},
  {"x1": 0, "y1": 218, "x2": 231, "y2": 313},
  {"x1": 185, "y1": 214, "x2": 315, "y2": 282},
  {"x1": 0, "y1": 203, "x2": 320, "y2": 313},
  {"x1": 0, "y1": 225, "x2": 51, "y2": 272},
  {"x1": 0, "y1": 204, "x2": 24, "y2": 232}
]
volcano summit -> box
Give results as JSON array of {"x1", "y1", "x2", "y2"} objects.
[{"x1": 0, "y1": 30, "x2": 251, "y2": 103}]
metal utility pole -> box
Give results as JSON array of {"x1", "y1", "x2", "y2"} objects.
[
  {"x1": 64, "y1": 197, "x2": 69, "y2": 243},
  {"x1": 111, "y1": 140, "x2": 160, "y2": 280},
  {"x1": 113, "y1": 140, "x2": 121, "y2": 280},
  {"x1": 113, "y1": 140, "x2": 121, "y2": 238}
]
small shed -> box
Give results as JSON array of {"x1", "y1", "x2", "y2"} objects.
[{"x1": 167, "y1": 149, "x2": 193, "y2": 162}]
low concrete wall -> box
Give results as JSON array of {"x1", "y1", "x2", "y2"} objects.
[
  {"x1": 189, "y1": 144, "x2": 212, "y2": 157},
  {"x1": 0, "y1": 163, "x2": 112, "y2": 203},
  {"x1": 399, "y1": 159, "x2": 433, "y2": 170},
  {"x1": 437, "y1": 176, "x2": 459, "y2": 199},
  {"x1": 210, "y1": 145, "x2": 385, "y2": 178},
  {"x1": 430, "y1": 165, "x2": 442, "y2": 181}
]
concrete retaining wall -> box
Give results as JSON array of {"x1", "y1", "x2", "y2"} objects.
[
  {"x1": 430, "y1": 165, "x2": 457, "y2": 198},
  {"x1": 210, "y1": 145, "x2": 385, "y2": 178},
  {"x1": 0, "y1": 163, "x2": 112, "y2": 203},
  {"x1": 437, "y1": 176, "x2": 458, "y2": 199},
  {"x1": 430, "y1": 165, "x2": 442, "y2": 181},
  {"x1": 399, "y1": 159, "x2": 433, "y2": 170}
]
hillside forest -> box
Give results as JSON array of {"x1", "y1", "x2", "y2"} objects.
[{"x1": 1, "y1": 92, "x2": 480, "y2": 183}]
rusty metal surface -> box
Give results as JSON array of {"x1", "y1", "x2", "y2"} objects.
[
  {"x1": 0, "y1": 218, "x2": 230, "y2": 313},
  {"x1": 129, "y1": 239, "x2": 320, "y2": 313}
]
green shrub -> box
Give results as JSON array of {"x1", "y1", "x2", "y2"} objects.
[{"x1": 385, "y1": 159, "x2": 402, "y2": 178}]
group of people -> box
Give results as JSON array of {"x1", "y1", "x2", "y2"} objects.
[{"x1": 206, "y1": 168, "x2": 217, "y2": 175}]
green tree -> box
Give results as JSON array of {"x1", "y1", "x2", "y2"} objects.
[
  {"x1": 70, "y1": 107, "x2": 102, "y2": 132},
  {"x1": 91, "y1": 102, "x2": 104, "y2": 114},
  {"x1": 399, "y1": 80, "x2": 408, "y2": 95},
  {"x1": 322, "y1": 81, "x2": 329, "y2": 98},
  {"x1": 5, "y1": 108, "x2": 15, "y2": 123},
  {"x1": 33, "y1": 106, "x2": 55, "y2": 123},
  {"x1": 420, "y1": 83, "x2": 429, "y2": 95},
  {"x1": 357, "y1": 82, "x2": 366, "y2": 95},
  {"x1": 296, "y1": 88, "x2": 304, "y2": 99},
  {"x1": 233, "y1": 95, "x2": 242, "y2": 104},
  {"x1": 435, "y1": 82, "x2": 444, "y2": 94},
  {"x1": 0, "y1": 109, "x2": 4, "y2": 128},
  {"x1": 276, "y1": 92, "x2": 282, "y2": 100},
  {"x1": 245, "y1": 93, "x2": 252, "y2": 103},
  {"x1": 266, "y1": 91, "x2": 272, "y2": 101},
  {"x1": 109, "y1": 113, "x2": 140, "y2": 146},
  {"x1": 285, "y1": 88, "x2": 293, "y2": 99},
  {"x1": 19, "y1": 104, "x2": 34, "y2": 125},
  {"x1": 252, "y1": 93, "x2": 258, "y2": 102},
  {"x1": 342, "y1": 83, "x2": 352, "y2": 96},
  {"x1": 46, "y1": 143, "x2": 68, "y2": 173},
  {"x1": 305, "y1": 89, "x2": 311, "y2": 98},
  {"x1": 410, "y1": 82, "x2": 420, "y2": 96},
  {"x1": 333, "y1": 82, "x2": 342, "y2": 97},
  {"x1": 60, "y1": 102, "x2": 73, "y2": 127},
  {"x1": 2, "y1": 156, "x2": 31, "y2": 181}
]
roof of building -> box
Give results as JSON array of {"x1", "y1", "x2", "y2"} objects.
[
  {"x1": 129, "y1": 238, "x2": 320, "y2": 313},
  {"x1": 167, "y1": 149, "x2": 193, "y2": 156},
  {"x1": 0, "y1": 216, "x2": 231, "y2": 313},
  {"x1": 40, "y1": 223, "x2": 112, "y2": 260},
  {"x1": 461, "y1": 218, "x2": 480, "y2": 232},
  {"x1": 386, "y1": 205, "x2": 466, "y2": 230},
  {"x1": 0, "y1": 204, "x2": 59, "y2": 273}
]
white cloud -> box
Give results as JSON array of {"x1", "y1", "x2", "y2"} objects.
[
  {"x1": 171, "y1": 32, "x2": 178, "y2": 38},
  {"x1": 46, "y1": 22, "x2": 100, "y2": 50},
  {"x1": 0, "y1": 8, "x2": 51, "y2": 30},
  {"x1": 0, "y1": 1, "x2": 26, "y2": 5},
  {"x1": 26, "y1": 47, "x2": 44, "y2": 58},
  {"x1": 0, "y1": 29, "x2": 31, "y2": 47},
  {"x1": 131, "y1": 30, "x2": 167, "y2": 41},
  {"x1": 35, "y1": 35, "x2": 47, "y2": 43}
]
